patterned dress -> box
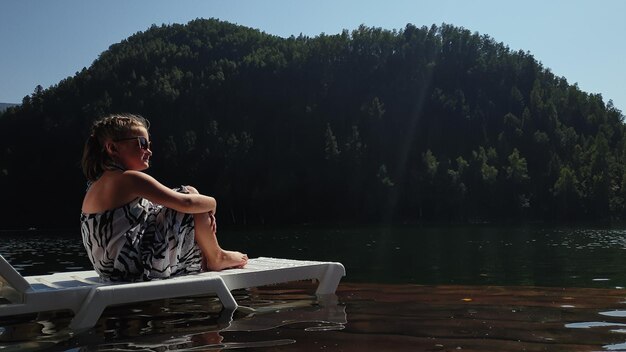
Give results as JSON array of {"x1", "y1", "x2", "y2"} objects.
[{"x1": 80, "y1": 188, "x2": 203, "y2": 282}]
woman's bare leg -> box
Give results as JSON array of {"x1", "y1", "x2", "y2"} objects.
[{"x1": 194, "y1": 211, "x2": 247, "y2": 271}]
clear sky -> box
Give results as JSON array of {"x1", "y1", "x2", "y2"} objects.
[{"x1": 1, "y1": 0, "x2": 625, "y2": 112}]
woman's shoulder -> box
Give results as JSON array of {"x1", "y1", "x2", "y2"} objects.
[
  {"x1": 119, "y1": 169, "x2": 161, "y2": 186},
  {"x1": 99, "y1": 169, "x2": 160, "y2": 192}
]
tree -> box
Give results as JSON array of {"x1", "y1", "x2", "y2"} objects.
[
  {"x1": 324, "y1": 123, "x2": 340, "y2": 160},
  {"x1": 553, "y1": 167, "x2": 582, "y2": 220}
]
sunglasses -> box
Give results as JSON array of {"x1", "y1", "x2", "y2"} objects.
[{"x1": 115, "y1": 136, "x2": 151, "y2": 150}]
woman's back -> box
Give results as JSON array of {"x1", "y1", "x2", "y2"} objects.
[{"x1": 82, "y1": 171, "x2": 140, "y2": 215}]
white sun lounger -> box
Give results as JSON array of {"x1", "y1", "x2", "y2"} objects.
[{"x1": 0, "y1": 255, "x2": 345, "y2": 332}]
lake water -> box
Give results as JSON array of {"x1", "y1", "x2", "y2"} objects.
[{"x1": 3, "y1": 224, "x2": 626, "y2": 350}]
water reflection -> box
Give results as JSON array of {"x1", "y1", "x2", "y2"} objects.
[
  {"x1": 220, "y1": 224, "x2": 626, "y2": 288},
  {"x1": 5, "y1": 225, "x2": 626, "y2": 287},
  {"x1": 0, "y1": 286, "x2": 347, "y2": 351},
  {"x1": 5, "y1": 225, "x2": 626, "y2": 350},
  {"x1": 6, "y1": 280, "x2": 626, "y2": 350}
]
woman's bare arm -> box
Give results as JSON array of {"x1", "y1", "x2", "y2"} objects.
[{"x1": 122, "y1": 170, "x2": 216, "y2": 214}]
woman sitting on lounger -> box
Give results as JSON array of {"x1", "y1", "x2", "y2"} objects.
[{"x1": 80, "y1": 113, "x2": 247, "y2": 281}]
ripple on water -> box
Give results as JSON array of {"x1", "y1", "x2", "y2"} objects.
[
  {"x1": 565, "y1": 322, "x2": 626, "y2": 329},
  {"x1": 604, "y1": 341, "x2": 626, "y2": 350},
  {"x1": 600, "y1": 310, "x2": 626, "y2": 317},
  {"x1": 304, "y1": 323, "x2": 345, "y2": 332}
]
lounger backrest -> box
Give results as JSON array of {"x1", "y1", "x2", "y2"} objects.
[{"x1": 0, "y1": 254, "x2": 31, "y2": 295}]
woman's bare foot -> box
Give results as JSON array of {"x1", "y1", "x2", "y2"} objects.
[{"x1": 205, "y1": 249, "x2": 248, "y2": 271}]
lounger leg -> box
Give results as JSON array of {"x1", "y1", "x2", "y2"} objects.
[
  {"x1": 69, "y1": 288, "x2": 105, "y2": 332},
  {"x1": 315, "y1": 263, "x2": 345, "y2": 295},
  {"x1": 212, "y1": 282, "x2": 238, "y2": 310},
  {"x1": 212, "y1": 281, "x2": 237, "y2": 327}
]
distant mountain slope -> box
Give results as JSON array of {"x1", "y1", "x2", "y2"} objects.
[
  {"x1": 0, "y1": 103, "x2": 18, "y2": 112},
  {"x1": 0, "y1": 18, "x2": 623, "y2": 227}
]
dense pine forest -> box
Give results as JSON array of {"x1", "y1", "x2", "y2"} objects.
[{"x1": 1, "y1": 19, "x2": 624, "y2": 228}]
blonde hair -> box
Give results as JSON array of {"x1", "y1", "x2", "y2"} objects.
[{"x1": 81, "y1": 113, "x2": 150, "y2": 181}]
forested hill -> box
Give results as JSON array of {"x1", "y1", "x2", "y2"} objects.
[{"x1": 0, "y1": 19, "x2": 624, "y2": 228}]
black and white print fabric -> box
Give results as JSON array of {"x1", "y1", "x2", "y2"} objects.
[{"x1": 80, "y1": 188, "x2": 203, "y2": 282}]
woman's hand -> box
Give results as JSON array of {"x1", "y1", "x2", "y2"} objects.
[
  {"x1": 187, "y1": 185, "x2": 217, "y2": 232},
  {"x1": 209, "y1": 211, "x2": 217, "y2": 234},
  {"x1": 185, "y1": 185, "x2": 199, "y2": 194}
]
